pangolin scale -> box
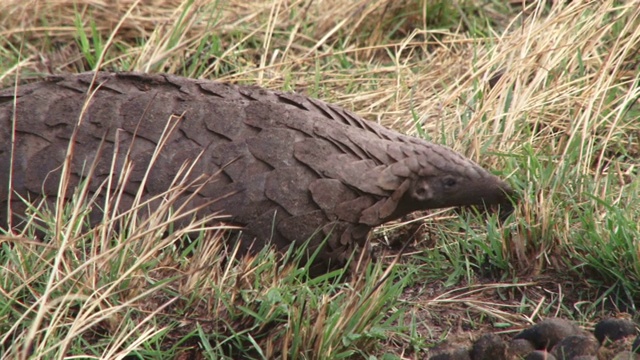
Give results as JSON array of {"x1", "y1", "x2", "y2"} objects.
[{"x1": 0, "y1": 72, "x2": 513, "y2": 272}]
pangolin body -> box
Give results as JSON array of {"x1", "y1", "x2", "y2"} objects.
[{"x1": 0, "y1": 72, "x2": 513, "y2": 272}]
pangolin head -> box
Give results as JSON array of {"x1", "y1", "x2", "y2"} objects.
[{"x1": 402, "y1": 143, "x2": 515, "y2": 215}]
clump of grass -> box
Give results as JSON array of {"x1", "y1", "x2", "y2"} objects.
[{"x1": 0, "y1": 199, "x2": 409, "y2": 358}]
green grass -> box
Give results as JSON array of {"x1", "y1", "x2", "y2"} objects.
[{"x1": 1, "y1": 0, "x2": 639, "y2": 358}]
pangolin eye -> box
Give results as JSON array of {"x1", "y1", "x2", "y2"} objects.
[{"x1": 442, "y1": 177, "x2": 457, "y2": 189}]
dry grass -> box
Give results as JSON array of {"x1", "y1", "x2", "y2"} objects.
[{"x1": 1, "y1": 0, "x2": 639, "y2": 358}]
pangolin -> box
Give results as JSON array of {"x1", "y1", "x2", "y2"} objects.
[{"x1": 0, "y1": 72, "x2": 514, "y2": 272}]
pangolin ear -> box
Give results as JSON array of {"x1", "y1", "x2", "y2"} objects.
[{"x1": 410, "y1": 178, "x2": 433, "y2": 201}]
